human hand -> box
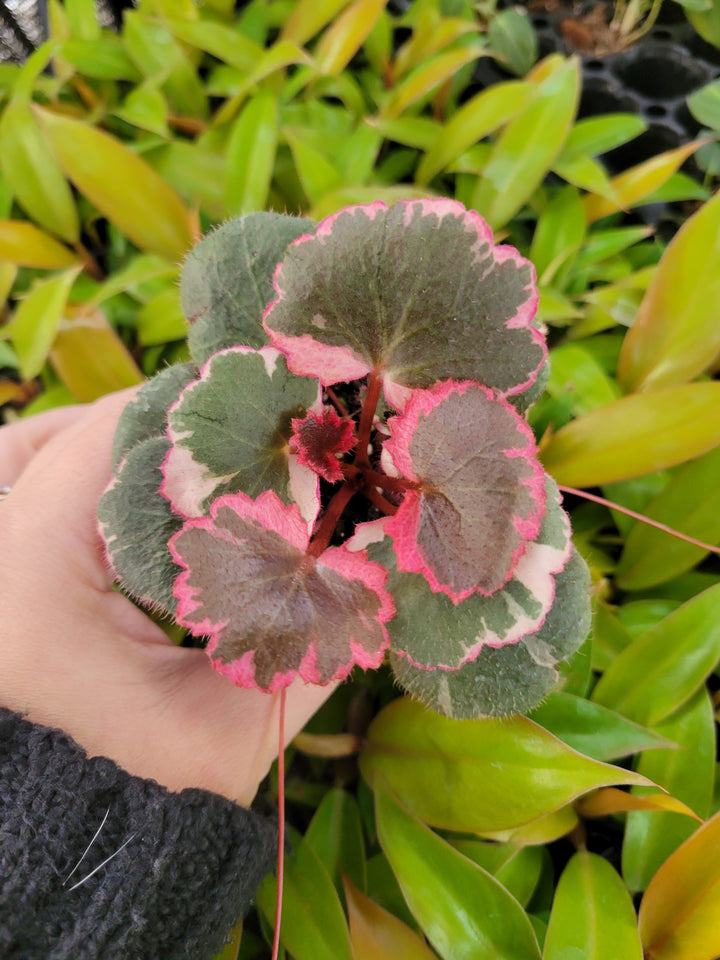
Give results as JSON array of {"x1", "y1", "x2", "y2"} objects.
[{"x1": 0, "y1": 392, "x2": 335, "y2": 806}]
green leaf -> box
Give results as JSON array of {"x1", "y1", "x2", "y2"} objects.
[
  {"x1": 616, "y1": 445, "x2": 720, "y2": 590},
  {"x1": 36, "y1": 108, "x2": 194, "y2": 262},
  {"x1": 541, "y1": 383, "x2": 720, "y2": 487},
  {"x1": 381, "y1": 44, "x2": 487, "y2": 120},
  {"x1": 374, "y1": 779, "x2": 542, "y2": 960},
  {"x1": 390, "y1": 548, "x2": 591, "y2": 719},
  {"x1": 89, "y1": 254, "x2": 178, "y2": 306},
  {"x1": 164, "y1": 348, "x2": 319, "y2": 512},
  {"x1": 591, "y1": 584, "x2": 720, "y2": 726},
  {"x1": 552, "y1": 150, "x2": 617, "y2": 200},
  {"x1": 163, "y1": 18, "x2": 263, "y2": 72},
  {"x1": 530, "y1": 186, "x2": 586, "y2": 284},
  {"x1": 472, "y1": 56, "x2": 580, "y2": 229},
  {"x1": 545, "y1": 343, "x2": 621, "y2": 416},
  {"x1": 622, "y1": 688, "x2": 715, "y2": 892},
  {"x1": 257, "y1": 838, "x2": 353, "y2": 960},
  {"x1": 487, "y1": 7, "x2": 538, "y2": 76},
  {"x1": 314, "y1": 0, "x2": 387, "y2": 76},
  {"x1": 0, "y1": 220, "x2": 78, "y2": 269},
  {"x1": 527, "y1": 692, "x2": 675, "y2": 762},
  {"x1": 617, "y1": 187, "x2": 720, "y2": 391},
  {"x1": 360, "y1": 697, "x2": 649, "y2": 835},
  {"x1": 280, "y1": 0, "x2": 353, "y2": 45},
  {"x1": 0, "y1": 100, "x2": 79, "y2": 243},
  {"x1": 181, "y1": 212, "x2": 316, "y2": 364},
  {"x1": 543, "y1": 851, "x2": 643, "y2": 960},
  {"x1": 285, "y1": 128, "x2": 342, "y2": 203},
  {"x1": 147, "y1": 140, "x2": 226, "y2": 219},
  {"x1": 687, "y1": 78, "x2": 720, "y2": 129},
  {"x1": 59, "y1": 37, "x2": 141, "y2": 80},
  {"x1": 7, "y1": 267, "x2": 80, "y2": 380},
  {"x1": 304, "y1": 788, "x2": 367, "y2": 896},
  {"x1": 562, "y1": 113, "x2": 647, "y2": 157},
  {"x1": 137, "y1": 286, "x2": 188, "y2": 346},
  {"x1": 115, "y1": 82, "x2": 170, "y2": 137},
  {"x1": 98, "y1": 436, "x2": 183, "y2": 614},
  {"x1": 449, "y1": 840, "x2": 543, "y2": 907},
  {"x1": 63, "y1": 0, "x2": 100, "y2": 40}
]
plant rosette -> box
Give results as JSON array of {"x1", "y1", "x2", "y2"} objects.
[{"x1": 98, "y1": 199, "x2": 591, "y2": 719}]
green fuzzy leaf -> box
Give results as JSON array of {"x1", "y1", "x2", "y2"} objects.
[
  {"x1": 527, "y1": 692, "x2": 675, "y2": 762},
  {"x1": 360, "y1": 696, "x2": 649, "y2": 835},
  {"x1": 182, "y1": 212, "x2": 316, "y2": 364},
  {"x1": 98, "y1": 436, "x2": 184, "y2": 614},
  {"x1": 111, "y1": 362, "x2": 197, "y2": 471},
  {"x1": 264, "y1": 199, "x2": 543, "y2": 397},
  {"x1": 390, "y1": 548, "x2": 590, "y2": 719},
  {"x1": 374, "y1": 780, "x2": 542, "y2": 960},
  {"x1": 165, "y1": 348, "x2": 319, "y2": 513},
  {"x1": 543, "y1": 851, "x2": 643, "y2": 960}
]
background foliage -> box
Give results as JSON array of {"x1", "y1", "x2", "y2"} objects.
[{"x1": 1, "y1": 1, "x2": 720, "y2": 958}]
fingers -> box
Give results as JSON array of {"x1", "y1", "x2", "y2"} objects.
[{"x1": 0, "y1": 405, "x2": 88, "y2": 486}]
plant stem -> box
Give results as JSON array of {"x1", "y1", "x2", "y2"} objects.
[
  {"x1": 271, "y1": 687, "x2": 287, "y2": 960},
  {"x1": 341, "y1": 461, "x2": 416, "y2": 495},
  {"x1": 362, "y1": 485, "x2": 398, "y2": 516},
  {"x1": 353, "y1": 371, "x2": 382, "y2": 469},
  {"x1": 558, "y1": 485, "x2": 720, "y2": 555},
  {"x1": 306, "y1": 482, "x2": 357, "y2": 558},
  {"x1": 73, "y1": 241, "x2": 103, "y2": 282}
]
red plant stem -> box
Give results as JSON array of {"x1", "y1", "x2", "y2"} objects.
[
  {"x1": 325, "y1": 385, "x2": 349, "y2": 417},
  {"x1": 306, "y1": 482, "x2": 357, "y2": 558},
  {"x1": 363, "y1": 485, "x2": 399, "y2": 516},
  {"x1": 558, "y1": 485, "x2": 720, "y2": 555},
  {"x1": 341, "y1": 461, "x2": 416, "y2": 495},
  {"x1": 271, "y1": 687, "x2": 287, "y2": 960},
  {"x1": 354, "y1": 371, "x2": 383, "y2": 469}
]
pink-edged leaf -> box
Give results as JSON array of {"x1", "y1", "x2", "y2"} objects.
[
  {"x1": 169, "y1": 490, "x2": 395, "y2": 691},
  {"x1": 384, "y1": 381, "x2": 546, "y2": 602},
  {"x1": 263, "y1": 199, "x2": 545, "y2": 398},
  {"x1": 369, "y1": 475, "x2": 571, "y2": 670},
  {"x1": 291, "y1": 407, "x2": 356, "y2": 483},
  {"x1": 161, "y1": 346, "x2": 321, "y2": 518}
]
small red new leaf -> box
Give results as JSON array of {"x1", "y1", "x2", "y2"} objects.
[
  {"x1": 291, "y1": 407, "x2": 356, "y2": 482},
  {"x1": 384, "y1": 381, "x2": 546, "y2": 602},
  {"x1": 169, "y1": 490, "x2": 394, "y2": 691}
]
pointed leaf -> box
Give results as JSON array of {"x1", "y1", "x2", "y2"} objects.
[
  {"x1": 374, "y1": 780, "x2": 542, "y2": 960},
  {"x1": 225, "y1": 91, "x2": 278, "y2": 215},
  {"x1": 343, "y1": 876, "x2": 437, "y2": 960},
  {"x1": 541, "y1": 383, "x2": 720, "y2": 487},
  {"x1": 98, "y1": 436, "x2": 184, "y2": 614},
  {"x1": 472, "y1": 57, "x2": 580, "y2": 229},
  {"x1": 7, "y1": 267, "x2": 80, "y2": 380},
  {"x1": 305, "y1": 788, "x2": 366, "y2": 895},
  {"x1": 577, "y1": 787, "x2": 700, "y2": 821},
  {"x1": 385, "y1": 381, "x2": 545, "y2": 601},
  {"x1": 622, "y1": 689, "x2": 715, "y2": 892},
  {"x1": 360, "y1": 696, "x2": 649, "y2": 834},
  {"x1": 0, "y1": 220, "x2": 78, "y2": 269},
  {"x1": 182, "y1": 212, "x2": 316, "y2": 364},
  {"x1": 591, "y1": 584, "x2": 720, "y2": 726},
  {"x1": 530, "y1": 186, "x2": 586, "y2": 284},
  {"x1": 449, "y1": 840, "x2": 542, "y2": 907},
  {"x1": 50, "y1": 305, "x2": 144, "y2": 401},
  {"x1": 584, "y1": 141, "x2": 702, "y2": 222},
  {"x1": 257, "y1": 838, "x2": 353, "y2": 960},
  {"x1": 617, "y1": 187, "x2": 720, "y2": 391},
  {"x1": 562, "y1": 113, "x2": 647, "y2": 157},
  {"x1": 314, "y1": 0, "x2": 387, "y2": 76},
  {"x1": 36, "y1": 107, "x2": 194, "y2": 261},
  {"x1": 164, "y1": 18, "x2": 263, "y2": 72},
  {"x1": 111, "y1": 361, "x2": 197, "y2": 470},
  {"x1": 137, "y1": 286, "x2": 188, "y2": 346},
  {"x1": 170, "y1": 490, "x2": 394, "y2": 690},
  {"x1": 163, "y1": 347, "x2": 320, "y2": 514},
  {"x1": 280, "y1": 0, "x2": 353, "y2": 45},
  {"x1": 264, "y1": 199, "x2": 544, "y2": 398},
  {"x1": 639, "y1": 810, "x2": 720, "y2": 960},
  {"x1": 544, "y1": 852, "x2": 643, "y2": 960},
  {"x1": 527, "y1": 692, "x2": 675, "y2": 762},
  {"x1": 416, "y1": 80, "x2": 534, "y2": 184},
  {"x1": 390, "y1": 548, "x2": 590, "y2": 719},
  {"x1": 0, "y1": 100, "x2": 79, "y2": 243},
  {"x1": 381, "y1": 45, "x2": 487, "y2": 120}
]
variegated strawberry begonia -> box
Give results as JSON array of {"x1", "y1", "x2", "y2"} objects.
[{"x1": 98, "y1": 200, "x2": 591, "y2": 719}]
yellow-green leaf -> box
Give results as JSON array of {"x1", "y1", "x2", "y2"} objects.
[
  {"x1": 584, "y1": 141, "x2": 703, "y2": 223},
  {"x1": 381, "y1": 45, "x2": 486, "y2": 120},
  {"x1": 541, "y1": 383, "x2": 720, "y2": 487},
  {"x1": 164, "y1": 18, "x2": 263, "y2": 72},
  {"x1": 0, "y1": 220, "x2": 78, "y2": 269},
  {"x1": 315, "y1": 0, "x2": 387, "y2": 76},
  {"x1": 50, "y1": 305, "x2": 144, "y2": 401},
  {"x1": 281, "y1": 0, "x2": 353, "y2": 45},
  {"x1": 472, "y1": 56, "x2": 580, "y2": 229},
  {"x1": 226, "y1": 91, "x2": 278, "y2": 215},
  {"x1": 617, "y1": 187, "x2": 720, "y2": 391},
  {"x1": 36, "y1": 108, "x2": 194, "y2": 262},
  {"x1": 343, "y1": 876, "x2": 437, "y2": 960},
  {"x1": 639, "y1": 810, "x2": 720, "y2": 960},
  {"x1": 0, "y1": 100, "x2": 79, "y2": 243},
  {"x1": 137, "y1": 286, "x2": 187, "y2": 346},
  {"x1": 480, "y1": 805, "x2": 579, "y2": 846},
  {"x1": 416, "y1": 80, "x2": 534, "y2": 184},
  {"x1": 7, "y1": 267, "x2": 80, "y2": 380},
  {"x1": 577, "y1": 787, "x2": 701, "y2": 821}
]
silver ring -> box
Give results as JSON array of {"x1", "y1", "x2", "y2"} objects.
[{"x1": 0, "y1": 485, "x2": 11, "y2": 502}]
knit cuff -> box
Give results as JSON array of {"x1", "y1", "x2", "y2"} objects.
[{"x1": 0, "y1": 708, "x2": 277, "y2": 960}]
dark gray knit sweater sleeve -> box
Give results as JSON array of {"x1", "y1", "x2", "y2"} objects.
[{"x1": 0, "y1": 708, "x2": 277, "y2": 959}]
